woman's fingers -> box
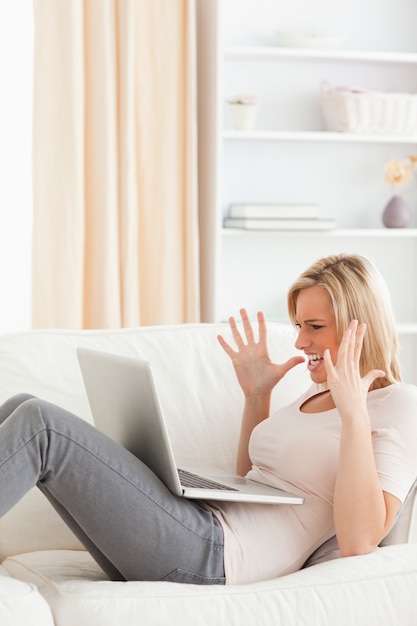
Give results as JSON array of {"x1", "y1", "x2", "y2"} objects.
[
  {"x1": 346, "y1": 320, "x2": 357, "y2": 363},
  {"x1": 239, "y1": 309, "x2": 269, "y2": 348},
  {"x1": 216, "y1": 333, "x2": 236, "y2": 357},
  {"x1": 217, "y1": 309, "x2": 260, "y2": 355},
  {"x1": 226, "y1": 309, "x2": 263, "y2": 349},
  {"x1": 335, "y1": 320, "x2": 366, "y2": 370},
  {"x1": 323, "y1": 348, "x2": 334, "y2": 377},
  {"x1": 364, "y1": 369, "x2": 386, "y2": 387},
  {"x1": 324, "y1": 321, "x2": 360, "y2": 378},
  {"x1": 353, "y1": 322, "x2": 366, "y2": 367},
  {"x1": 326, "y1": 321, "x2": 377, "y2": 390},
  {"x1": 257, "y1": 310, "x2": 267, "y2": 345},
  {"x1": 239, "y1": 308, "x2": 255, "y2": 344},
  {"x1": 229, "y1": 314, "x2": 245, "y2": 348}
]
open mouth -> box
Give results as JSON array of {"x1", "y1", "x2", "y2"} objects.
[{"x1": 307, "y1": 354, "x2": 323, "y2": 371}]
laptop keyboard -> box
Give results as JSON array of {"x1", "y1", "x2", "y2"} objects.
[{"x1": 178, "y1": 468, "x2": 238, "y2": 492}]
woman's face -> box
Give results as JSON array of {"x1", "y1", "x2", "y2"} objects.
[{"x1": 294, "y1": 285, "x2": 340, "y2": 384}]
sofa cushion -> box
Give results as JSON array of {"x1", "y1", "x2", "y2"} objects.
[
  {"x1": 0, "y1": 565, "x2": 54, "y2": 626},
  {"x1": 380, "y1": 477, "x2": 417, "y2": 545},
  {"x1": 0, "y1": 323, "x2": 310, "y2": 558},
  {"x1": 305, "y1": 478, "x2": 417, "y2": 568},
  {"x1": 3, "y1": 545, "x2": 417, "y2": 626}
]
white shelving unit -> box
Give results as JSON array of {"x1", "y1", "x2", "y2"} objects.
[
  {"x1": 222, "y1": 228, "x2": 417, "y2": 238},
  {"x1": 196, "y1": 0, "x2": 417, "y2": 383},
  {"x1": 223, "y1": 130, "x2": 417, "y2": 144},
  {"x1": 225, "y1": 46, "x2": 417, "y2": 65}
]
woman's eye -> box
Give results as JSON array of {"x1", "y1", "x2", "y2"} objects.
[{"x1": 295, "y1": 323, "x2": 324, "y2": 331}]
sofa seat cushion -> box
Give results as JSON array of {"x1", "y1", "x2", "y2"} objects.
[
  {"x1": 0, "y1": 565, "x2": 54, "y2": 626},
  {"x1": 3, "y1": 545, "x2": 417, "y2": 626}
]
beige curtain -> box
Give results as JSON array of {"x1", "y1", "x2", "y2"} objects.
[{"x1": 32, "y1": 0, "x2": 199, "y2": 328}]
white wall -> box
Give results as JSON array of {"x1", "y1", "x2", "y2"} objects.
[
  {"x1": 0, "y1": 2, "x2": 33, "y2": 331},
  {"x1": 222, "y1": 0, "x2": 417, "y2": 51}
]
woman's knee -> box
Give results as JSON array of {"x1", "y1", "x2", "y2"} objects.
[
  {"x1": 0, "y1": 393, "x2": 37, "y2": 422},
  {"x1": 6, "y1": 392, "x2": 36, "y2": 406},
  {"x1": 18, "y1": 397, "x2": 83, "y2": 433},
  {"x1": 18, "y1": 397, "x2": 62, "y2": 423}
]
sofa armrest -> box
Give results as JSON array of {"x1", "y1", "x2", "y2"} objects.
[{"x1": 380, "y1": 478, "x2": 417, "y2": 546}]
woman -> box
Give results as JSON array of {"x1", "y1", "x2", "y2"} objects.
[
  {"x1": 216, "y1": 253, "x2": 417, "y2": 583},
  {"x1": 0, "y1": 253, "x2": 416, "y2": 585}
]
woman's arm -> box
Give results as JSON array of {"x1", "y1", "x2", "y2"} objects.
[
  {"x1": 217, "y1": 309, "x2": 305, "y2": 476},
  {"x1": 236, "y1": 393, "x2": 272, "y2": 476},
  {"x1": 334, "y1": 410, "x2": 401, "y2": 555},
  {"x1": 324, "y1": 321, "x2": 402, "y2": 555}
]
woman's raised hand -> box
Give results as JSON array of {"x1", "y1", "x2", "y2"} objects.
[
  {"x1": 323, "y1": 320, "x2": 385, "y2": 419},
  {"x1": 217, "y1": 309, "x2": 305, "y2": 398}
]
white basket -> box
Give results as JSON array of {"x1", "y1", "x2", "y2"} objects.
[{"x1": 320, "y1": 81, "x2": 417, "y2": 135}]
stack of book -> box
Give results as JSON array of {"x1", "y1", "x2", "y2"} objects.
[{"x1": 223, "y1": 203, "x2": 336, "y2": 231}]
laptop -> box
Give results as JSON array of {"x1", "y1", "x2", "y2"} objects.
[{"x1": 76, "y1": 347, "x2": 304, "y2": 505}]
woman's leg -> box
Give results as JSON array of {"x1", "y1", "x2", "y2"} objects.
[
  {"x1": 0, "y1": 393, "x2": 34, "y2": 425},
  {"x1": 0, "y1": 395, "x2": 225, "y2": 584}
]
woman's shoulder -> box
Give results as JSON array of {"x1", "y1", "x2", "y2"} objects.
[
  {"x1": 372, "y1": 382, "x2": 417, "y2": 401},
  {"x1": 369, "y1": 383, "x2": 417, "y2": 422}
]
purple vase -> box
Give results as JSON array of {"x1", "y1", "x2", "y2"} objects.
[{"x1": 382, "y1": 195, "x2": 412, "y2": 228}]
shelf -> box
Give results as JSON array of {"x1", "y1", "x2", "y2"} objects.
[
  {"x1": 222, "y1": 228, "x2": 417, "y2": 237},
  {"x1": 397, "y1": 323, "x2": 417, "y2": 335},
  {"x1": 225, "y1": 46, "x2": 417, "y2": 65},
  {"x1": 223, "y1": 130, "x2": 417, "y2": 144}
]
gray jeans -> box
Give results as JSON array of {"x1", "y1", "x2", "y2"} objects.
[{"x1": 0, "y1": 394, "x2": 225, "y2": 584}]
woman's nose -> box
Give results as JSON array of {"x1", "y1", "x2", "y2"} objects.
[{"x1": 294, "y1": 327, "x2": 309, "y2": 351}]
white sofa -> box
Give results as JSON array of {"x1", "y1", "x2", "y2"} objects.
[{"x1": 0, "y1": 322, "x2": 416, "y2": 626}]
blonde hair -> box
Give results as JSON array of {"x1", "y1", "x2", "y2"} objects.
[{"x1": 287, "y1": 253, "x2": 402, "y2": 390}]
